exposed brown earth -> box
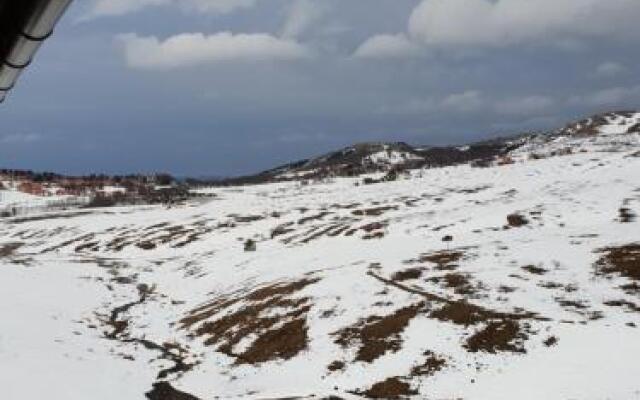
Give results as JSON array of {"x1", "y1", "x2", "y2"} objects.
[
  {"x1": 180, "y1": 278, "x2": 320, "y2": 365},
  {"x1": 327, "y1": 360, "x2": 345, "y2": 372},
  {"x1": 358, "y1": 377, "x2": 417, "y2": 399},
  {"x1": 430, "y1": 301, "x2": 497, "y2": 326},
  {"x1": 334, "y1": 303, "x2": 425, "y2": 363},
  {"x1": 352, "y1": 206, "x2": 398, "y2": 217},
  {"x1": 620, "y1": 282, "x2": 640, "y2": 295},
  {"x1": 543, "y1": 336, "x2": 558, "y2": 347},
  {"x1": 522, "y1": 265, "x2": 548, "y2": 275},
  {"x1": 298, "y1": 212, "x2": 332, "y2": 225},
  {"x1": 391, "y1": 267, "x2": 424, "y2": 282},
  {"x1": 595, "y1": 244, "x2": 640, "y2": 281},
  {"x1": 507, "y1": 213, "x2": 529, "y2": 227},
  {"x1": 239, "y1": 318, "x2": 309, "y2": 364},
  {"x1": 431, "y1": 273, "x2": 477, "y2": 296},
  {"x1": 416, "y1": 249, "x2": 465, "y2": 267},
  {"x1": 603, "y1": 299, "x2": 640, "y2": 313},
  {"x1": 410, "y1": 351, "x2": 447, "y2": 377},
  {"x1": 464, "y1": 320, "x2": 528, "y2": 354},
  {"x1": 145, "y1": 382, "x2": 201, "y2": 400},
  {"x1": 0, "y1": 242, "x2": 23, "y2": 257},
  {"x1": 618, "y1": 208, "x2": 636, "y2": 223}
]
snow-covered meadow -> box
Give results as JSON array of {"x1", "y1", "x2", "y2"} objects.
[{"x1": 1, "y1": 117, "x2": 639, "y2": 399}]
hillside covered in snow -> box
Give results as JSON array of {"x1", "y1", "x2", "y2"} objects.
[{"x1": 1, "y1": 111, "x2": 639, "y2": 399}]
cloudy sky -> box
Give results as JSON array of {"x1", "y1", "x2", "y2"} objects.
[{"x1": 2, "y1": 0, "x2": 640, "y2": 176}]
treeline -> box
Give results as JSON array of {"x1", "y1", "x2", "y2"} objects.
[{"x1": 0, "y1": 169, "x2": 175, "y2": 185}]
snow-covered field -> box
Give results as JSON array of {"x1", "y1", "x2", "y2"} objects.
[{"x1": 1, "y1": 123, "x2": 639, "y2": 399}]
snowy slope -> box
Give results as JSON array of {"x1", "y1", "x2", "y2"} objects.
[{"x1": 1, "y1": 114, "x2": 640, "y2": 399}]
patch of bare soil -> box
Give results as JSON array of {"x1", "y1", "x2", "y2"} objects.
[
  {"x1": 428, "y1": 273, "x2": 478, "y2": 296},
  {"x1": 327, "y1": 360, "x2": 345, "y2": 372},
  {"x1": 555, "y1": 298, "x2": 589, "y2": 310},
  {"x1": 357, "y1": 377, "x2": 417, "y2": 399},
  {"x1": 9, "y1": 210, "x2": 95, "y2": 224},
  {"x1": 538, "y1": 281, "x2": 563, "y2": 289},
  {"x1": 391, "y1": 267, "x2": 424, "y2": 282},
  {"x1": 233, "y1": 214, "x2": 265, "y2": 223},
  {"x1": 430, "y1": 301, "x2": 495, "y2": 326},
  {"x1": 415, "y1": 249, "x2": 468, "y2": 268},
  {"x1": 368, "y1": 271, "x2": 543, "y2": 323},
  {"x1": 334, "y1": 303, "x2": 425, "y2": 363},
  {"x1": 343, "y1": 221, "x2": 388, "y2": 240},
  {"x1": 300, "y1": 224, "x2": 350, "y2": 243},
  {"x1": 102, "y1": 284, "x2": 153, "y2": 339},
  {"x1": 41, "y1": 233, "x2": 95, "y2": 253},
  {"x1": 594, "y1": 244, "x2": 640, "y2": 281},
  {"x1": 352, "y1": 205, "x2": 398, "y2": 217},
  {"x1": 507, "y1": 213, "x2": 529, "y2": 227},
  {"x1": 522, "y1": 265, "x2": 548, "y2": 275},
  {"x1": 618, "y1": 208, "x2": 636, "y2": 223},
  {"x1": 298, "y1": 211, "x2": 332, "y2": 225},
  {"x1": 240, "y1": 318, "x2": 309, "y2": 364},
  {"x1": 464, "y1": 320, "x2": 528, "y2": 354},
  {"x1": 0, "y1": 242, "x2": 23, "y2": 257},
  {"x1": 620, "y1": 282, "x2": 640, "y2": 295},
  {"x1": 271, "y1": 222, "x2": 296, "y2": 238},
  {"x1": 603, "y1": 299, "x2": 640, "y2": 313},
  {"x1": 145, "y1": 382, "x2": 201, "y2": 400},
  {"x1": 136, "y1": 241, "x2": 157, "y2": 250},
  {"x1": 180, "y1": 278, "x2": 320, "y2": 365},
  {"x1": 100, "y1": 285, "x2": 196, "y2": 380},
  {"x1": 410, "y1": 351, "x2": 446, "y2": 377}
]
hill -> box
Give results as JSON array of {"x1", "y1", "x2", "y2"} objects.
[{"x1": 0, "y1": 111, "x2": 639, "y2": 399}]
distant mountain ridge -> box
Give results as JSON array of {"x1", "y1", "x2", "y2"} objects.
[{"x1": 209, "y1": 110, "x2": 639, "y2": 186}]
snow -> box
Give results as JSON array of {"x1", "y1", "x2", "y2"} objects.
[
  {"x1": 364, "y1": 148, "x2": 422, "y2": 165},
  {"x1": 0, "y1": 189, "x2": 41, "y2": 204},
  {"x1": 1, "y1": 122, "x2": 639, "y2": 399}
]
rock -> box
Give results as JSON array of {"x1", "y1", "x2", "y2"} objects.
[
  {"x1": 507, "y1": 213, "x2": 529, "y2": 227},
  {"x1": 244, "y1": 239, "x2": 257, "y2": 252}
]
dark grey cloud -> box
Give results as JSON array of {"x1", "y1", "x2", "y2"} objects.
[{"x1": 1, "y1": 0, "x2": 639, "y2": 176}]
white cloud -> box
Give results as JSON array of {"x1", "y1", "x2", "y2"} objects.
[
  {"x1": 593, "y1": 62, "x2": 627, "y2": 78},
  {"x1": 354, "y1": 34, "x2": 421, "y2": 59},
  {"x1": 85, "y1": 0, "x2": 168, "y2": 18},
  {"x1": 281, "y1": 0, "x2": 327, "y2": 39},
  {"x1": 408, "y1": 0, "x2": 640, "y2": 47},
  {"x1": 0, "y1": 133, "x2": 41, "y2": 144},
  {"x1": 495, "y1": 95, "x2": 555, "y2": 115},
  {"x1": 84, "y1": 0, "x2": 258, "y2": 19},
  {"x1": 382, "y1": 92, "x2": 557, "y2": 117},
  {"x1": 380, "y1": 90, "x2": 484, "y2": 115},
  {"x1": 442, "y1": 90, "x2": 483, "y2": 112},
  {"x1": 568, "y1": 85, "x2": 640, "y2": 107},
  {"x1": 119, "y1": 32, "x2": 310, "y2": 69}
]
